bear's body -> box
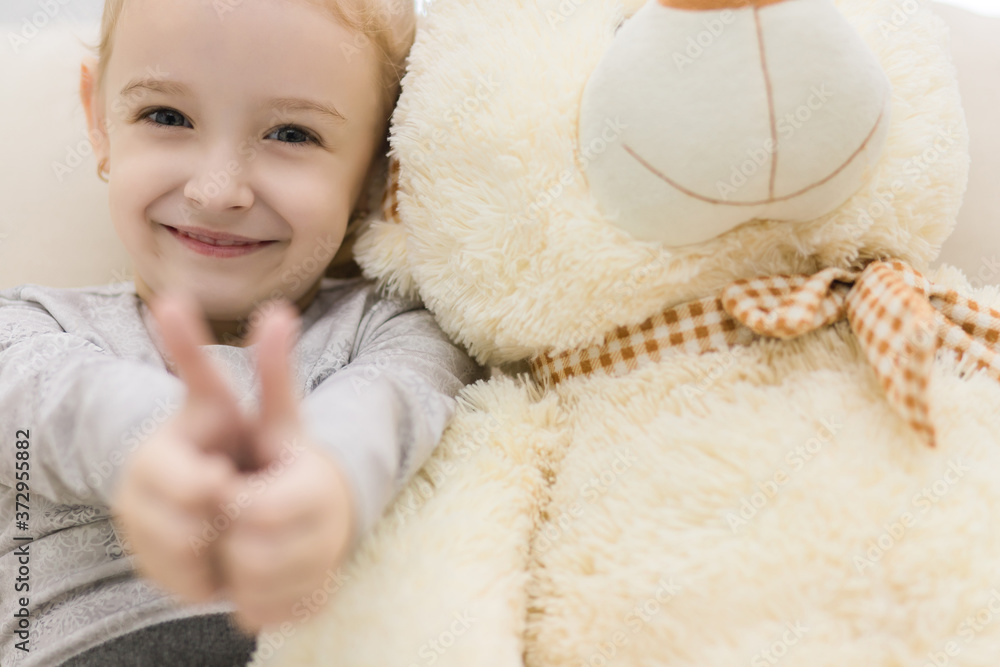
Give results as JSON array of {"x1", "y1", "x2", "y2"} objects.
[
  {"x1": 258, "y1": 274, "x2": 1000, "y2": 666},
  {"x1": 253, "y1": 0, "x2": 1000, "y2": 665},
  {"x1": 526, "y1": 269, "x2": 1000, "y2": 665}
]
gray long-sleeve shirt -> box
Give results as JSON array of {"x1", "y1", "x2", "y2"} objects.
[{"x1": 0, "y1": 277, "x2": 483, "y2": 666}]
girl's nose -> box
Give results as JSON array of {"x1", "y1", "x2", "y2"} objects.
[
  {"x1": 658, "y1": 0, "x2": 787, "y2": 8},
  {"x1": 184, "y1": 151, "x2": 255, "y2": 212}
]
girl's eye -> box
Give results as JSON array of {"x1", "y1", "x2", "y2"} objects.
[
  {"x1": 142, "y1": 107, "x2": 192, "y2": 129},
  {"x1": 266, "y1": 126, "x2": 321, "y2": 148},
  {"x1": 137, "y1": 108, "x2": 321, "y2": 148}
]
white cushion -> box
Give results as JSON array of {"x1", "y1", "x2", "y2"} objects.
[
  {"x1": 933, "y1": 5, "x2": 1000, "y2": 287},
  {"x1": 0, "y1": 22, "x2": 131, "y2": 290}
]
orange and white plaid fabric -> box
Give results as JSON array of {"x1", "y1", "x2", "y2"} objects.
[{"x1": 529, "y1": 260, "x2": 1000, "y2": 446}]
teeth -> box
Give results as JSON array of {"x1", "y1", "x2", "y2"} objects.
[{"x1": 179, "y1": 229, "x2": 255, "y2": 246}]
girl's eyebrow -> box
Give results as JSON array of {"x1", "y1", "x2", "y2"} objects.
[
  {"x1": 120, "y1": 77, "x2": 190, "y2": 99},
  {"x1": 270, "y1": 97, "x2": 347, "y2": 125},
  {"x1": 119, "y1": 77, "x2": 348, "y2": 124}
]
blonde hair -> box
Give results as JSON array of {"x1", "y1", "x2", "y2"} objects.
[{"x1": 88, "y1": 0, "x2": 415, "y2": 117}]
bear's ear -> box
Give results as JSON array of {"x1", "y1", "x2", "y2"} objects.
[{"x1": 353, "y1": 158, "x2": 421, "y2": 299}]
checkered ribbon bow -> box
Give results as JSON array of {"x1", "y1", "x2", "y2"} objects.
[{"x1": 529, "y1": 260, "x2": 1000, "y2": 446}]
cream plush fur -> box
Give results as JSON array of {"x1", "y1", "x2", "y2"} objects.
[
  {"x1": 255, "y1": 1, "x2": 1000, "y2": 665},
  {"x1": 353, "y1": 0, "x2": 969, "y2": 365}
]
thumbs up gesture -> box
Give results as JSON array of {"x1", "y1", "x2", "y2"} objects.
[{"x1": 111, "y1": 292, "x2": 356, "y2": 634}]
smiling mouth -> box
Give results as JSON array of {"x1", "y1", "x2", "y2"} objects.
[
  {"x1": 162, "y1": 224, "x2": 278, "y2": 258},
  {"x1": 166, "y1": 226, "x2": 265, "y2": 246}
]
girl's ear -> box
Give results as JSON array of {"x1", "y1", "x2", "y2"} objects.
[{"x1": 79, "y1": 56, "x2": 110, "y2": 165}]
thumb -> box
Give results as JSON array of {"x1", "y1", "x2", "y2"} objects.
[{"x1": 251, "y1": 300, "x2": 303, "y2": 466}]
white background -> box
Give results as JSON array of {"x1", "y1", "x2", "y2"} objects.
[
  {"x1": 937, "y1": 0, "x2": 1000, "y2": 15},
  {"x1": 1, "y1": 0, "x2": 999, "y2": 21}
]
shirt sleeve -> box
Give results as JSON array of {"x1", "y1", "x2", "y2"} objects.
[
  {"x1": 299, "y1": 294, "x2": 485, "y2": 542},
  {"x1": 0, "y1": 297, "x2": 186, "y2": 508}
]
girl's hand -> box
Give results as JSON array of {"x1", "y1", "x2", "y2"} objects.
[
  {"x1": 214, "y1": 298, "x2": 356, "y2": 634},
  {"x1": 111, "y1": 292, "x2": 250, "y2": 604},
  {"x1": 112, "y1": 292, "x2": 356, "y2": 633},
  {"x1": 219, "y1": 442, "x2": 356, "y2": 634},
  {"x1": 111, "y1": 420, "x2": 238, "y2": 604}
]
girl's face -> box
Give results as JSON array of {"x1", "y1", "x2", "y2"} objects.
[{"x1": 82, "y1": 0, "x2": 385, "y2": 321}]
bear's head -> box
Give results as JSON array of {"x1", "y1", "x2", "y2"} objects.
[{"x1": 355, "y1": 0, "x2": 968, "y2": 368}]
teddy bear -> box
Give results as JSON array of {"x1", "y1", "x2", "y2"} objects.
[{"x1": 254, "y1": 0, "x2": 1000, "y2": 665}]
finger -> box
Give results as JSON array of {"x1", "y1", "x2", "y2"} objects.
[
  {"x1": 224, "y1": 525, "x2": 322, "y2": 587},
  {"x1": 116, "y1": 440, "x2": 237, "y2": 594},
  {"x1": 256, "y1": 299, "x2": 301, "y2": 426},
  {"x1": 253, "y1": 300, "x2": 303, "y2": 463},
  {"x1": 150, "y1": 292, "x2": 254, "y2": 459},
  {"x1": 230, "y1": 577, "x2": 319, "y2": 633},
  {"x1": 149, "y1": 291, "x2": 241, "y2": 414},
  {"x1": 220, "y1": 532, "x2": 326, "y2": 630},
  {"x1": 227, "y1": 467, "x2": 325, "y2": 538},
  {"x1": 220, "y1": 495, "x2": 345, "y2": 605},
  {"x1": 126, "y1": 495, "x2": 222, "y2": 603},
  {"x1": 139, "y1": 436, "x2": 239, "y2": 517},
  {"x1": 230, "y1": 609, "x2": 263, "y2": 636},
  {"x1": 226, "y1": 444, "x2": 355, "y2": 550}
]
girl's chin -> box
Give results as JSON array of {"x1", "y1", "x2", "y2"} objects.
[
  {"x1": 187, "y1": 296, "x2": 260, "y2": 323},
  {"x1": 138, "y1": 276, "x2": 264, "y2": 320}
]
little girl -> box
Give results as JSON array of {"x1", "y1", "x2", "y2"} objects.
[{"x1": 0, "y1": 0, "x2": 482, "y2": 664}]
